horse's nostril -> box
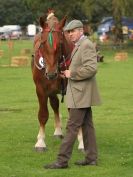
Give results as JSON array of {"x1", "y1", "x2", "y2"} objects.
[{"x1": 46, "y1": 72, "x2": 58, "y2": 80}]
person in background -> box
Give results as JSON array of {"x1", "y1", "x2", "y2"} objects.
[{"x1": 44, "y1": 19, "x2": 101, "y2": 169}]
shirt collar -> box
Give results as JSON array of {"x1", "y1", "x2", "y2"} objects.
[{"x1": 75, "y1": 34, "x2": 85, "y2": 46}]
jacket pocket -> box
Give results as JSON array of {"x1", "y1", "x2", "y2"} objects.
[{"x1": 72, "y1": 85, "x2": 83, "y2": 91}]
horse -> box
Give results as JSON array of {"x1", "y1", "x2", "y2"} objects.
[{"x1": 31, "y1": 11, "x2": 84, "y2": 151}]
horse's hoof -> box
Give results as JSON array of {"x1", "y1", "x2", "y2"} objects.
[
  {"x1": 54, "y1": 135, "x2": 64, "y2": 139},
  {"x1": 35, "y1": 147, "x2": 47, "y2": 152}
]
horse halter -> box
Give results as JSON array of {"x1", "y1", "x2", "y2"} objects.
[{"x1": 37, "y1": 26, "x2": 65, "y2": 80}]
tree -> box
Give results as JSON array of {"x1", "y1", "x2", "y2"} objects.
[
  {"x1": 111, "y1": 0, "x2": 124, "y2": 44},
  {"x1": 0, "y1": 0, "x2": 34, "y2": 26},
  {"x1": 23, "y1": 0, "x2": 113, "y2": 29},
  {"x1": 1, "y1": 0, "x2": 133, "y2": 35},
  {"x1": 23, "y1": 0, "x2": 87, "y2": 21},
  {"x1": 111, "y1": 0, "x2": 133, "y2": 44}
]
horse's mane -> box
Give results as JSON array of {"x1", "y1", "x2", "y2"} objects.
[
  {"x1": 34, "y1": 11, "x2": 58, "y2": 51},
  {"x1": 46, "y1": 9, "x2": 59, "y2": 28}
]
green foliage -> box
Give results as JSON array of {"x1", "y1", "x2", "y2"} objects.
[
  {"x1": 0, "y1": 0, "x2": 34, "y2": 26},
  {"x1": 1, "y1": 0, "x2": 133, "y2": 29},
  {"x1": 24, "y1": 0, "x2": 133, "y2": 19},
  {"x1": 0, "y1": 40, "x2": 133, "y2": 177}
]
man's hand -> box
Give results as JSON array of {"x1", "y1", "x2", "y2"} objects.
[
  {"x1": 60, "y1": 70, "x2": 71, "y2": 78},
  {"x1": 59, "y1": 73, "x2": 66, "y2": 79}
]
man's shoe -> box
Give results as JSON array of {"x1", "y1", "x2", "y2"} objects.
[
  {"x1": 44, "y1": 162, "x2": 68, "y2": 169},
  {"x1": 75, "y1": 160, "x2": 97, "y2": 166}
]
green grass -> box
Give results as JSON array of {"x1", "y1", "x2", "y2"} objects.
[
  {"x1": 0, "y1": 40, "x2": 133, "y2": 177},
  {"x1": 0, "y1": 40, "x2": 33, "y2": 66}
]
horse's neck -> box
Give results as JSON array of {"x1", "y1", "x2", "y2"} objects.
[
  {"x1": 62, "y1": 42, "x2": 73, "y2": 62},
  {"x1": 64, "y1": 34, "x2": 74, "y2": 57},
  {"x1": 34, "y1": 33, "x2": 42, "y2": 52}
]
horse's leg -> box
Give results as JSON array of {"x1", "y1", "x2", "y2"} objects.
[
  {"x1": 35, "y1": 86, "x2": 49, "y2": 152},
  {"x1": 49, "y1": 95, "x2": 63, "y2": 139},
  {"x1": 77, "y1": 127, "x2": 84, "y2": 151}
]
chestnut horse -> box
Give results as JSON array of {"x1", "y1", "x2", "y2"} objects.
[{"x1": 31, "y1": 12, "x2": 84, "y2": 151}]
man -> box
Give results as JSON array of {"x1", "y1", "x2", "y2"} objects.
[{"x1": 44, "y1": 19, "x2": 101, "y2": 169}]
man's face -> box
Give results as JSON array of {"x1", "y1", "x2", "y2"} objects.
[{"x1": 67, "y1": 28, "x2": 83, "y2": 43}]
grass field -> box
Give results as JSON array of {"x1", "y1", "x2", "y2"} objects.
[{"x1": 0, "y1": 40, "x2": 133, "y2": 177}]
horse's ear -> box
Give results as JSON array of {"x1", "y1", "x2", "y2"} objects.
[
  {"x1": 59, "y1": 16, "x2": 67, "y2": 29},
  {"x1": 39, "y1": 15, "x2": 48, "y2": 28},
  {"x1": 39, "y1": 16, "x2": 45, "y2": 28}
]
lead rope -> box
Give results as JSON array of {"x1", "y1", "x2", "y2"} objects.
[
  {"x1": 60, "y1": 37, "x2": 68, "y2": 103},
  {"x1": 60, "y1": 58, "x2": 66, "y2": 103}
]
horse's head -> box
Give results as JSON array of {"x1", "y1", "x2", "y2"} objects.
[{"x1": 38, "y1": 13, "x2": 67, "y2": 80}]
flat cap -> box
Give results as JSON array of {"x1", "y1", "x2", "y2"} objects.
[{"x1": 64, "y1": 20, "x2": 83, "y2": 31}]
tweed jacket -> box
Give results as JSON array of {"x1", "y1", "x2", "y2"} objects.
[{"x1": 66, "y1": 36, "x2": 101, "y2": 108}]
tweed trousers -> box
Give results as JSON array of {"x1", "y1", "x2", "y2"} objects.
[{"x1": 57, "y1": 107, "x2": 97, "y2": 165}]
